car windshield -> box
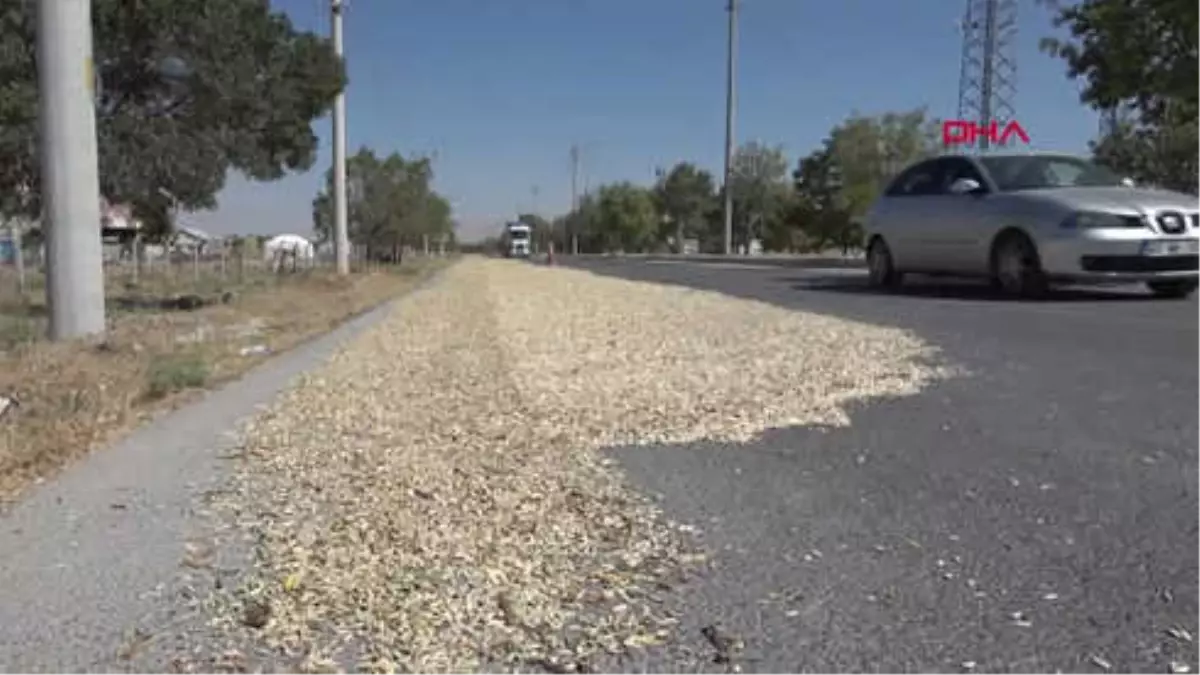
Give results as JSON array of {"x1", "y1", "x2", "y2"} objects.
[
  {"x1": 509, "y1": 230, "x2": 530, "y2": 241},
  {"x1": 978, "y1": 155, "x2": 1125, "y2": 192}
]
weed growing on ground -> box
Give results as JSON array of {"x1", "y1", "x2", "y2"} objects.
[{"x1": 145, "y1": 353, "x2": 210, "y2": 399}]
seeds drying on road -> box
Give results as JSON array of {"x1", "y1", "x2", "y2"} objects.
[
  {"x1": 176, "y1": 259, "x2": 951, "y2": 672},
  {"x1": 490, "y1": 263, "x2": 952, "y2": 446}
]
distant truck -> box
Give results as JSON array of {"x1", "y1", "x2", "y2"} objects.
[{"x1": 502, "y1": 222, "x2": 532, "y2": 258}]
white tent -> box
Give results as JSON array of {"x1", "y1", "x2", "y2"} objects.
[{"x1": 263, "y1": 234, "x2": 315, "y2": 270}]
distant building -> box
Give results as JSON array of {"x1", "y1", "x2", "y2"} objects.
[
  {"x1": 97, "y1": 200, "x2": 144, "y2": 261},
  {"x1": 172, "y1": 225, "x2": 217, "y2": 254},
  {"x1": 100, "y1": 201, "x2": 141, "y2": 237}
]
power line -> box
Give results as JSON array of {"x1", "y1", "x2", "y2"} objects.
[{"x1": 38, "y1": 0, "x2": 106, "y2": 340}]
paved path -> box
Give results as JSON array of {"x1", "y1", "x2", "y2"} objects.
[{"x1": 570, "y1": 259, "x2": 1198, "y2": 674}]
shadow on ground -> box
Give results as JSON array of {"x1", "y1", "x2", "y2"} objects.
[{"x1": 780, "y1": 275, "x2": 1157, "y2": 303}]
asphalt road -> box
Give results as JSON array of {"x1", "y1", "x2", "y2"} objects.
[{"x1": 569, "y1": 259, "x2": 1199, "y2": 674}]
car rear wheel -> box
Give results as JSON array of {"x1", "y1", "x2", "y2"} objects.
[
  {"x1": 867, "y1": 238, "x2": 902, "y2": 289},
  {"x1": 991, "y1": 232, "x2": 1047, "y2": 298},
  {"x1": 1147, "y1": 280, "x2": 1198, "y2": 299}
]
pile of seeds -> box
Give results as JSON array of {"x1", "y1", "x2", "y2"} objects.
[
  {"x1": 160, "y1": 259, "x2": 950, "y2": 673},
  {"x1": 489, "y1": 263, "x2": 948, "y2": 446}
]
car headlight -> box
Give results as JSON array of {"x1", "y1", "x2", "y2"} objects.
[{"x1": 1060, "y1": 211, "x2": 1146, "y2": 230}]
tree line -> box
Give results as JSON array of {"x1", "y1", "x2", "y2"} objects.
[
  {"x1": 310, "y1": 149, "x2": 456, "y2": 260},
  {"x1": 527, "y1": 110, "x2": 942, "y2": 256},
  {"x1": 526, "y1": 0, "x2": 1196, "y2": 255}
]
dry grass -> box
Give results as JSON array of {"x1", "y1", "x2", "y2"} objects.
[
  {"x1": 0, "y1": 257, "x2": 448, "y2": 503},
  {"x1": 150, "y1": 258, "x2": 956, "y2": 673}
]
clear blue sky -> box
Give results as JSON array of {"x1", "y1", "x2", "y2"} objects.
[{"x1": 187, "y1": 0, "x2": 1098, "y2": 242}]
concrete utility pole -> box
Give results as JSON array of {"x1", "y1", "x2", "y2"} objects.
[
  {"x1": 569, "y1": 145, "x2": 580, "y2": 255},
  {"x1": 38, "y1": 0, "x2": 106, "y2": 340},
  {"x1": 721, "y1": 0, "x2": 739, "y2": 256},
  {"x1": 331, "y1": 0, "x2": 350, "y2": 275}
]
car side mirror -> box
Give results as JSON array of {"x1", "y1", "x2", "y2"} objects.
[{"x1": 948, "y1": 177, "x2": 984, "y2": 195}]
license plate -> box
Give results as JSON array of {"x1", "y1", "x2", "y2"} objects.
[{"x1": 1141, "y1": 239, "x2": 1200, "y2": 256}]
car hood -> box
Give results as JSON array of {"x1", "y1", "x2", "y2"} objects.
[{"x1": 1019, "y1": 186, "x2": 1199, "y2": 215}]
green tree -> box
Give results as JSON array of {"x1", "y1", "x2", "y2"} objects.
[
  {"x1": 1041, "y1": 0, "x2": 1196, "y2": 124},
  {"x1": 653, "y1": 162, "x2": 716, "y2": 253},
  {"x1": 1040, "y1": 0, "x2": 1198, "y2": 192},
  {"x1": 421, "y1": 194, "x2": 454, "y2": 247},
  {"x1": 0, "y1": 0, "x2": 346, "y2": 234},
  {"x1": 729, "y1": 142, "x2": 790, "y2": 252},
  {"x1": 1092, "y1": 110, "x2": 1198, "y2": 196},
  {"x1": 825, "y1": 109, "x2": 940, "y2": 222},
  {"x1": 549, "y1": 215, "x2": 572, "y2": 252},
  {"x1": 791, "y1": 144, "x2": 856, "y2": 253},
  {"x1": 312, "y1": 148, "x2": 454, "y2": 258},
  {"x1": 564, "y1": 192, "x2": 601, "y2": 253},
  {"x1": 594, "y1": 182, "x2": 657, "y2": 253}
]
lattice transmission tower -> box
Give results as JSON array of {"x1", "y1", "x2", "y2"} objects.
[{"x1": 956, "y1": 0, "x2": 1019, "y2": 152}]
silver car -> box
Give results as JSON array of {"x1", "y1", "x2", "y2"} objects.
[{"x1": 862, "y1": 152, "x2": 1200, "y2": 298}]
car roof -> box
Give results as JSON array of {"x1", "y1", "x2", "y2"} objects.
[{"x1": 927, "y1": 150, "x2": 1088, "y2": 161}]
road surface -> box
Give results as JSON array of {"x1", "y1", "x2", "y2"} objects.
[
  {"x1": 569, "y1": 258, "x2": 1199, "y2": 674},
  {"x1": 0, "y1": 257, "x2": 1194, "y2": 673}
]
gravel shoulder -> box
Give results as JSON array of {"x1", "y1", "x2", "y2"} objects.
[{"x1": 87, "y1": 257, "x2": 950, "y2": 673}]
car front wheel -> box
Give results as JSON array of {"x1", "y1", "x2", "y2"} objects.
[
  {"x1": 1147, "y1": 280, "x2": 1198, "y2": 299},
  {"x1": 867, "y1": 238, "x2": 902, "y2": 289},
  {"x1": 992, "y1": 232, "x2": 1047, "y2": 298}
]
